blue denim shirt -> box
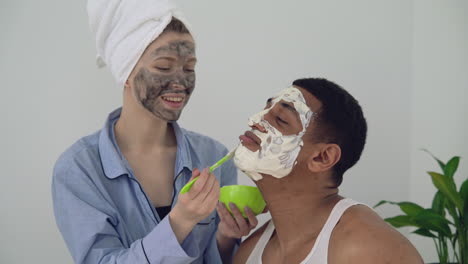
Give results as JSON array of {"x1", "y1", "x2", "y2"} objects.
[{"x1": 52, "y1": 108, "x2": 237, "y2": 264}]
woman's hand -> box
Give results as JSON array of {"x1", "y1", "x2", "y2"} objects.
[
  {"x1": 215, "y1": 202, "x2": 262, "y2": 263},
  {"x1": 169, "y1": 168, "x2": 220, "y2": 243},
  {"x1": 216, "y1": 202, "x2": 258, "y2": 239}
]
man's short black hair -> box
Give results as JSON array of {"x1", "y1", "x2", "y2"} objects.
[{"x1": 293, "y1": 78, "x2": 367, "y2": 186}]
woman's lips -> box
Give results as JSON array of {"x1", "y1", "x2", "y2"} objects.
[{"x1": 160, "y1": 93, "x2": 186, "y2": 109}]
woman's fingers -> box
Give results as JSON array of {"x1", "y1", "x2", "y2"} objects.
[
  {"x1": 187, "y1": 168, "x2": 209, "y2": 199},
  {"x1": 229, "y1": 203, "x2": 250, "y2": 235},
  {"x1": 244, "y1": 207, "x2": 258, "y2": 229}
]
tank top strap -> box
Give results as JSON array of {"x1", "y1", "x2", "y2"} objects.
[
  {"x1": 246, "y1": 220, "x2": 275, "y2": 264},
  {"x1": 246, "y1": 199, "x2": 368, "y2": 264},
  {"x1": 301, "y1": 198, "x2": 365, "y2": 264}
]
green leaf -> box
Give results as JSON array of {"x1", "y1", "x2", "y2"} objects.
[
  {"x1": 431, "y1": 191, "x2": 445, "y2": 216},
  {"x1": 384, "y1": 215, "x2": 418, "y2": 228},
  {"x1": 374, "y1": 200, "x2": 388, "y2": 208},
  {"x1": 398, "y1": 202, "x2": 425, "y2": 216},
  {"x1": 412, "y1": 228, "x2": 437, "y2": 238},
  {"x1": 422, "y1": 149, "x2": 446, "y2": 171},
  {"x1": 413, "y1": 209, "x2": 453, "y2": 237},
  {"x1": 432, "y1": 191, "x2": 446, "y2": 217},
  {"x1": 444, "y1": 198, "x2": 460, "y2": 227},
  {"x1": 373, "y1": 200, "x2": 424, "y2": 217},
  {"x1": 460, "y1": 179, "x2": 468, "y2": 206},
  {"x1": 460, "y1": 179, "x2": 468, "y2": 221},
  {"x1": 443, "y1": 156, "x2": 460, "y2": 179},
  {"x1": 464, "y1": 199, "x2": 468, "y2": 229},
  {"x1": 429, "y1": 171, "x2": 464, "y2": 212},
  {"x1": 450, "y1": 229, "x2": 458, "y2": 245}
]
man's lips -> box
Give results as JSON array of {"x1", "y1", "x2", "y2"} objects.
[{"x1": 239, "y1": 130, "x2": 262, "y2": 148}]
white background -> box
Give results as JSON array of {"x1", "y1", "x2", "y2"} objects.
[{"x1": 1, "y1": 0, "x2": 467, "y2": 263}]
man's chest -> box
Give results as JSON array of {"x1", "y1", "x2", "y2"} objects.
[{"x1": 262, "y1": 237, "x2": 317, "y2": 264}]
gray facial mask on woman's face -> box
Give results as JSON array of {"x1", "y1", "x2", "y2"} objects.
[{"x1": 132, "y1": 40, "x2": 196, "y2": 121}]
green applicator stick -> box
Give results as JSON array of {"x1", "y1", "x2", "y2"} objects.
[
  {"x1": 209, "y1": 150, "x2": 235, "y2": 173},
  {"x1": 180, "y1": 149, "x2": 236, "y2": 194}
]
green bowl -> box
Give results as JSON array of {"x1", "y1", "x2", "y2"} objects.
[{"x1": 219, "y1": 185, "x2": 266, "y2": 218}]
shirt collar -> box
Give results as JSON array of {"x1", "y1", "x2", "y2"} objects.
[
  {"x1": 99, "y1": 108, "x2": 128, "y2": 179},
  {"x1": 171, "y1": 121, "x2": 193, "y2": 175},
  {"x1": 99, "y1": 108, "x2": 193, "y2": 179}
]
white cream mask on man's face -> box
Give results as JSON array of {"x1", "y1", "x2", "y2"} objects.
[{"x1": 234, "y1": 86, "x2": 313, "y2": 181}]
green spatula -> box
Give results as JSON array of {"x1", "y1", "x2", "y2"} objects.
[{"x1": 180, "y1": 150, "x2": 235, "y2": 194}]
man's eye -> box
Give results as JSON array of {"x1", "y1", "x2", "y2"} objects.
[
  {"x1": 276, "y1": 116, "x2": 288, "y2": 125},
  {"x1": 155, "y1": 67, "x2": 170, "y2": 71},
  {"x1": 184, "y1": 68, "x2": 195, "y2": 73}
]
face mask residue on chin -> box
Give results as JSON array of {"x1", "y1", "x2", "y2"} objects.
[{"x1": 234, "y1": 87, "x2": 313, "y2": 181}]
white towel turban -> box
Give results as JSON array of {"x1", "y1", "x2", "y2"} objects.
[{"x1": 87, "y1": 0, "x2": 191, "y2": 88}]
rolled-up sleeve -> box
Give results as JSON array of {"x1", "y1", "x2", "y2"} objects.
[{"x1": 52, "y1": 162, "x2": 197, "y2": 264}]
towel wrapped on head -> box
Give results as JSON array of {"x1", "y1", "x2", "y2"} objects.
[{"x1": 87, "y1": 0, "x2": 191, "y2": 88}]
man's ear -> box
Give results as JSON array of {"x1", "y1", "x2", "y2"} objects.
[{"x1": 307, "y1": 144, "x2": 341, "y2": 173}]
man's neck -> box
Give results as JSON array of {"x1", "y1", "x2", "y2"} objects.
[
  {"x1": 257, "y1": 174, "x2": 341, "y2": 253},
  {"x1": 115, "y1": 103, "x2": 176, "y2": 155}
]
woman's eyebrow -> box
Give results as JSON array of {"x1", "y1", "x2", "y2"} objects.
[{"x1": 152, "y1": 56, "x2": 176, "y2": 61}]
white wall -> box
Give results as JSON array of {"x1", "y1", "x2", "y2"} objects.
[
  {"x1": 0, "y1": 0, "x2": 465, "y2": 263},
  {"x1": 1, "y1": 1, "x2": 119, "y2": 263},
  {"x1": 409, "y1": 0, "x2": 468, "y2": 261}
]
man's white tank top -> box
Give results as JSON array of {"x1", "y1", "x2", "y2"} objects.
[{"x1": 246, "y1": 198, "x2": 364, "y2": 264}]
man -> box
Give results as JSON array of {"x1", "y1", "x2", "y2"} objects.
[
  {"x1": 52, "y1": 1, "x2": 256, "y2": 263},
  {"x1": 227, "y1": 78, "x2": 423, "y2": 263}
]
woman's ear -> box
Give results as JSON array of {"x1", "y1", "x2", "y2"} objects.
[{"x1": 307, "y1": 144, "x2": 341, "y2": 173}]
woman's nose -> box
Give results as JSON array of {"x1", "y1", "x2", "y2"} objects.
[{"x1": 170, "y1": 81, "x2": 185, "y2": 90}]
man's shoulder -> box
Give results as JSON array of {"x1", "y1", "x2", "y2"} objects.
[{"x1": 329, "y1": 204, "x2": 423, "y2": 264}]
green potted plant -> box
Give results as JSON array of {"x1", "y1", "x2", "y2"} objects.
[{"x1": 374, "y1": 151, "x2": 467, "y2": 264}]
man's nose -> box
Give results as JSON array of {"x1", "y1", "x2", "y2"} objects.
[{"x1": 251, "y1": 122, "x2": 267, "y2": 133}]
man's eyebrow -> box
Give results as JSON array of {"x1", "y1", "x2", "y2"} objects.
[{"x1": 280, "y1": 102, "x2": 297, "y2": 113}]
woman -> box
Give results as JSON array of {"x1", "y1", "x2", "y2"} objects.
[{"x1": 52, "y1": 1, "x2": 258, "y2": 263}]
